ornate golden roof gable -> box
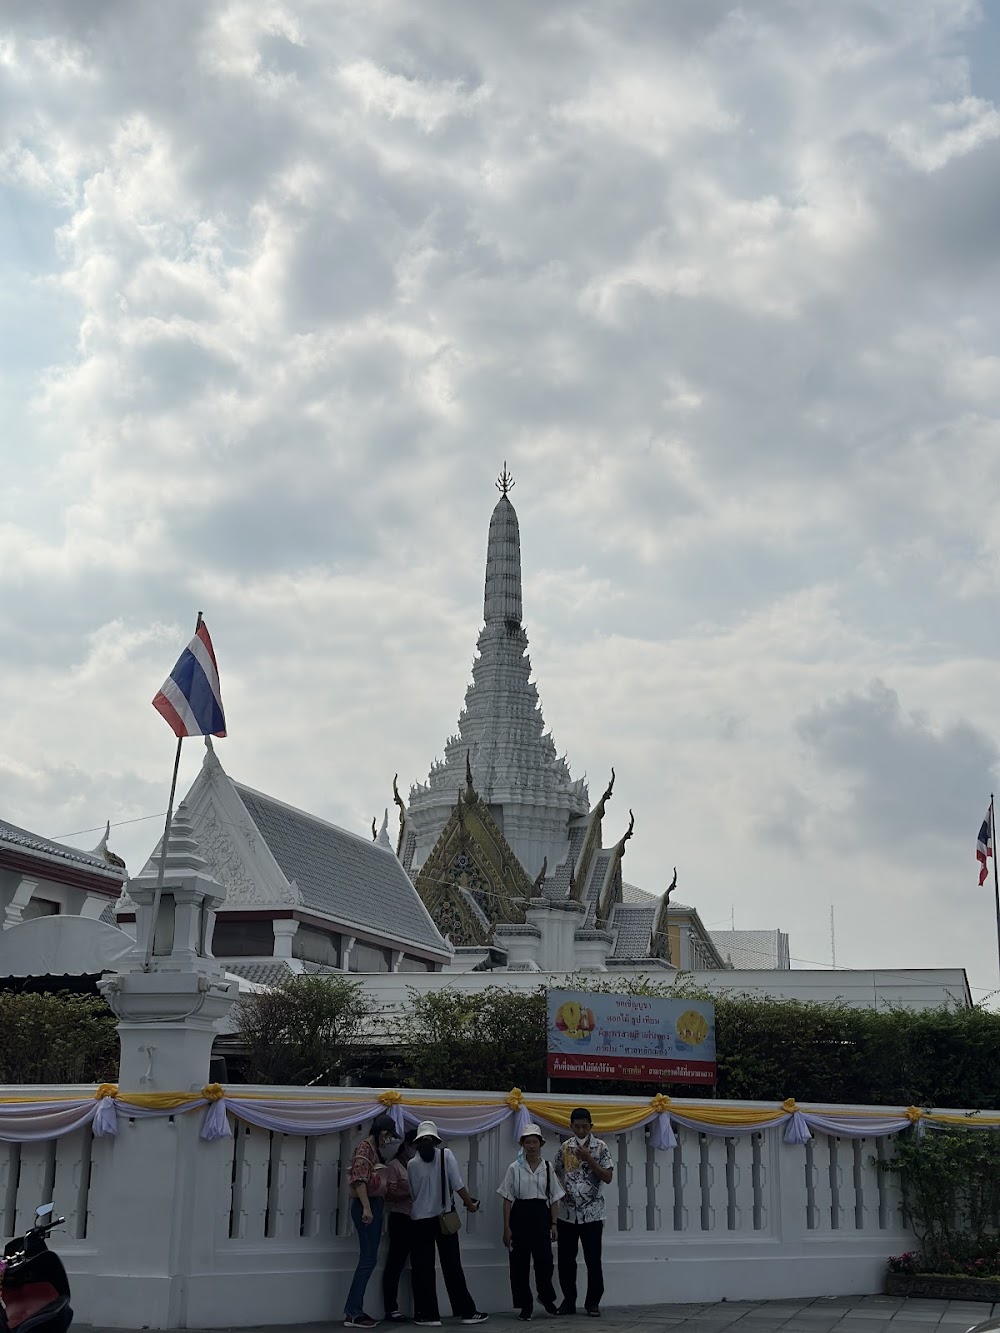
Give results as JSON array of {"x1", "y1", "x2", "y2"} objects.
[{"x1": 413, "y1": 771, "x2": 534, "y2": 946}]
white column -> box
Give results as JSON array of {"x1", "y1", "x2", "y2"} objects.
[
  {"x1": 272, "y1": 918, "x2": 299, "y2": 959},
  {"x1": 342, "y1": 934, "x2": 356, "y2": 971},
  {"x1": 4, "y1": 875, "x2": 38, "y2": 928},
  {"x1": 88, "y1": 972, "x2": 238, "y2": 1329},
  {"x1": 389, "y1": 949, "x2": 403, "y2": 972}
]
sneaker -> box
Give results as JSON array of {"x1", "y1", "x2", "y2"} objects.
[
  {"x1": 344, "y1": 1319, "x2": 380, "y2": 1329},
  {"x1": 543, "y1": 1308, "x2": 560, "y2": 1318},
  {"x1": 414, "y1": 1323, "x2": 441, "y2": 1328},
  {"x1": 585, "y1": 1309, "x2": 601, "y2": 1318},
  {"x1": 462, "y1": 1316, "x2": 489, "y2": 1326},
  {"x1": 385, "y1": 1317, "x2": 407, "y2": 1324}
]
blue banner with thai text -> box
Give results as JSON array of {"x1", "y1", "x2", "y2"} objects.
[{"x1": 546, "y1": 989, "x2": 717, "y2": 1084}]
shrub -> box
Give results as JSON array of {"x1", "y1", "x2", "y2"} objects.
[
  {"x1": 398, "y1": 987, "x2": 547, "y2": 1091},
  {"x1": 882, "y1": 1127, "x2": 1000, "y2": 1274},
  {"x1": 0, "y1": 991, "x2": 119, "y2": 1084},
  {"x1": 233, "y1": 973, "x2": 375, "y2": 1086}
]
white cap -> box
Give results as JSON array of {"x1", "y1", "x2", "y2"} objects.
[
  {"x1": 414, "y1": 1119, "x2": 441, "y2": 1142},
  {"x1": 519, "y1": 1122, "x2": 545, "y2": 1143}
]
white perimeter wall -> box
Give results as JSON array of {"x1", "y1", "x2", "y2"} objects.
[
  {"x1": 361, "y1": 967, "x2": 972, "y2": 1016},
  {"x1": 0, "y1": 1086, "x2": 925, "y2": 1329}
]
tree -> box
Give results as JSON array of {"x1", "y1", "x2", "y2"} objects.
[
  {"x1": 233, "y1": 974, "x2": 375, "y2": 1086},
  {"x1": 0, "y1": 991, "x2": 119, "y2": 1084}
]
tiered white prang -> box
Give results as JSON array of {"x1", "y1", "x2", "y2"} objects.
[{"x1": 408, "y1": 486, "x2": 589, "y2": 881}]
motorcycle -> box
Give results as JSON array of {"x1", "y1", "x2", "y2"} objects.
[{"x1": 0, "y1": 1204, "x2": 72, "y2": 1333}]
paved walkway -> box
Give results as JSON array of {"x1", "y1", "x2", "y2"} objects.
[{"x1": 75, "y1": 1295, "x2": 1000, "y2": 1333}]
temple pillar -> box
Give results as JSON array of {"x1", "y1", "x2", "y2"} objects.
[{"x1": 272, "y1": 917, "x2": 299, "y2": 959}]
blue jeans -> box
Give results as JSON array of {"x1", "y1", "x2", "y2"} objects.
[{"x1": 345, "y1": 1196, "x2": 385, "y2": 1317}]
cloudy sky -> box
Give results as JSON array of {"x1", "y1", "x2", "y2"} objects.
[{"x1": 3, "y1": 0, "x2": 1000, "y2": 998}]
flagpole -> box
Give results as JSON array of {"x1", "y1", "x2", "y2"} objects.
[
  {"x1": 991, "y1": 794, "x2": 1000, "y2": 984},
  {"x1": 143, "y1": 612, "x2": 201, "y2": 972}
]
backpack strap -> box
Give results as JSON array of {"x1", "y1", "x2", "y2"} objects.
[
  {"x1": 440, "y1": 1147, "x2": 448, "y2": 1211},
  {"x1": 545, "y1": 1160, "x2": 552, "y2": 1204}
]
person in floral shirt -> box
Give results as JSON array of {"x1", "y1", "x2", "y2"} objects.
[
  {"x1": 344, "y1": 1113, "x2": 399, "y2": 1328},
  {"x1": 552, "y1": 1108, "x2": 614, "y2": 1317}
]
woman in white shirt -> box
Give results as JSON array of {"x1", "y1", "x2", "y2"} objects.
[{"x1": 497, "y1": 1123, "x2": 565, "y2": 1321}]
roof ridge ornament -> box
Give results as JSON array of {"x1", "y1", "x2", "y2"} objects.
[
  {"x1": 496, "y1": 461, "x2": 514, "y2": 498},
  {"x1": 532, "y1": 856, "x2": 548, "y2": 893}
]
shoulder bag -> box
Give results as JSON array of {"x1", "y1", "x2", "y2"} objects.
[{"x1": 439, "y1": 1147, "x2": 462, "y2": 1234}]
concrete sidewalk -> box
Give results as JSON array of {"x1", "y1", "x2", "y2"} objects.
[{"x1": 74, "y1": 1294, "x2": 1000, "y2": 1333}]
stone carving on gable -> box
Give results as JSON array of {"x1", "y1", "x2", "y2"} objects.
[
  {"x1": 198, "y1": 806, "x2": 264, "y2": 905},
  {"x1": 281, "y1": 876, "x2": 303, "y2": 906}
]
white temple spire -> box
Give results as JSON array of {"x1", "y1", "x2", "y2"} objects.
[
  {"x1": 407, "y1": 472, "x2": 589, "y2": 880},
  {"x1": 484, "y1": 464, "x2": 522, "y2": 627}
]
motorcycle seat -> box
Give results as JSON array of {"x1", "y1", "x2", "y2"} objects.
[{"x1": 2, "y1": 1282, "x2": 61, "y2": 1329}]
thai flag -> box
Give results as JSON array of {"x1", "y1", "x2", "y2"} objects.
[
  {"x1": 977, "y1": 809, "x2": 993, "y2": 887},
  {"x1": 152, "y1": 619, "x2": 227, "y2": 739}
]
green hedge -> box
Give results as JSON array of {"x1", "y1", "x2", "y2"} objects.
[
  {"x1": 396, "y1": 982, "x2": 1000, "y2": 1107},
  {"x1": 6, "y1": 978, "x2": 1000, "y2": 1110}
]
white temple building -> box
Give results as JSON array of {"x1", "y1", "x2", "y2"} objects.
[
  {"x1": 0, "y1": 816, "x2": 125, "y2": 929},
  {"x1": 123, "y1": 742, "x2": 451, "y2": 986}
]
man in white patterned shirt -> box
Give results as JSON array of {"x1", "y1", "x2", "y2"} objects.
[{"x1": 552, "y1": 1108, "x2": 614, "y2": 1318}]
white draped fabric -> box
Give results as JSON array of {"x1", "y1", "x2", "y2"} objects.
[
  {"x1": 0, "y1": 1092, "x2": 988, "y2": 1145},
  {"x1": 0, "y1": 1100, "x2": 101, "y2": 1143}
]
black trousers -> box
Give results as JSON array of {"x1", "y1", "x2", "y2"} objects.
[
  {"x1": 509, "y1": 1199, "x2": 557, "y2": 1313},
  {"x1": 382, "y1": 1211, "x2": 413, "y2": 1315},
  {"x1": 409, "y1": 1216, "x2": 477, "y2": 1321},
  {"x1": 557, "y1": 1218, "x2": 604, "y2": 1312}
]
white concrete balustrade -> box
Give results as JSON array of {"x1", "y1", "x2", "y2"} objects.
[{"x1": 0, "y1": 1085, "x2": 920, "y2": 1329}]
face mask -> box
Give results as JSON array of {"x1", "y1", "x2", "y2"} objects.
[{"x1": 379, "y1": 1136, "x2": 401, "y2": 1163}]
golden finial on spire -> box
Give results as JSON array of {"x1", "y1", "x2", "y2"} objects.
[{"x1": 496, "y1": 462, "x2": 514, "y2": 498}]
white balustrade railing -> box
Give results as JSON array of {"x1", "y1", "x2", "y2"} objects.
[{"x1": 0, "y1": 1087, "x2": 924, "y2": 1328}]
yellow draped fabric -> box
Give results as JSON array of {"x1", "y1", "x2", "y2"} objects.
[{"x1": 2, "y1": 1086, "x2": 1000, "y2": 1135}]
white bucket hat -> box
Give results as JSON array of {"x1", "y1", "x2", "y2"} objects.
[
  {"x1": 413, "y1": 1119, "x2": 442, "y2": 1143},
  {"x1": 519, "y1": 1122, "x2": 545, "y2": 1143}
]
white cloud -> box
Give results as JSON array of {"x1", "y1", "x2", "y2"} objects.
[{"x1": 3, "y1": 0, "x2": 1000, "y2": 998}]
